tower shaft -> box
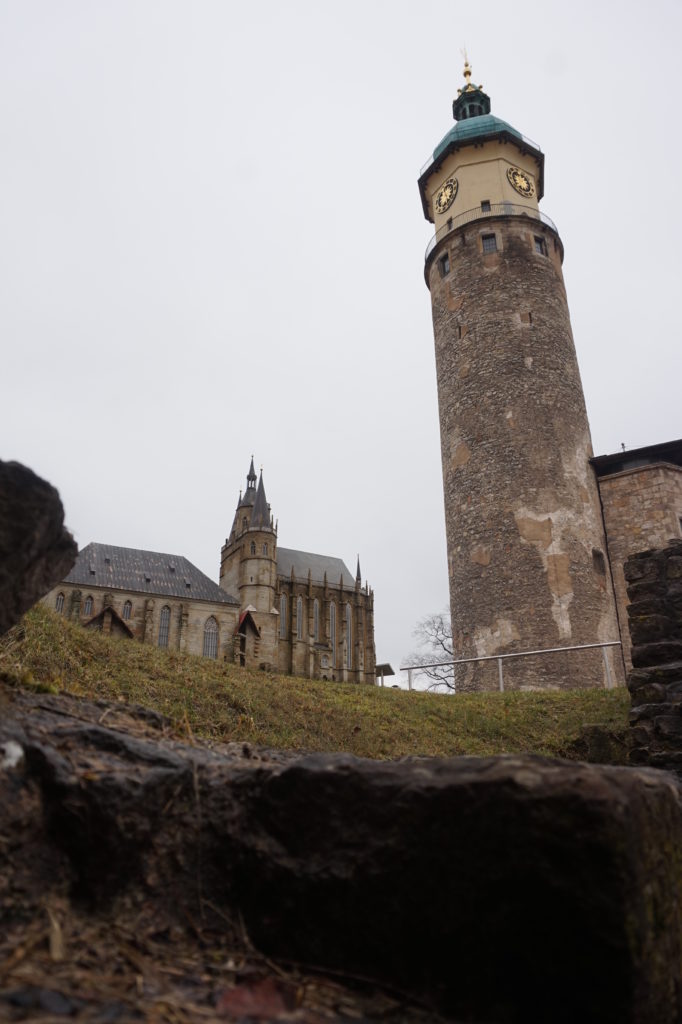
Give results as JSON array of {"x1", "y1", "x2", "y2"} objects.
[{"x1": 419, "y1": 66, "x2": 621, "y2": 691}]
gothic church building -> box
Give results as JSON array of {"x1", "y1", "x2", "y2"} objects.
[{"x1": 45, "y1": 459, "x2": 376, "y2": 684}]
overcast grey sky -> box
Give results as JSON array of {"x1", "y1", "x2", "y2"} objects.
[{"x1": 2, "y1": 0, "x2": 681, "y2": 683}]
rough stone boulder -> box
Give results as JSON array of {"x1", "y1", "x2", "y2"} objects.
[
  {"x1": 0, "y1": 460, "x2": 76, "y2": 635},
  {"x1": 1, "y1": 686, "x2": 681, "y2": 1023}
]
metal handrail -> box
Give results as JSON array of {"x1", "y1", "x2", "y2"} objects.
[
  {"x1": 424, "y1": 203, "x2": 559, "y2": 262},
  {"x1": 400, "y1": 640, "x2": 623, "y2": 693}
]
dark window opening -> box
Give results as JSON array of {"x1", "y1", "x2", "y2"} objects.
[
  {"x1": 122, "y1": 600, "x2": 132, "y2": 620},
  {"x1": 481, "y1": 200, "x2": 491, "y2": 213},
  {"x1": 592, "y1": 549, "x2": 606, "y2": 576},
  {"x1": 482, "y1": 233, "x2": 497, "y2": 254},
  {"x1": 438, "y1": 253, "x2": 450, "y2": 277},
  {"x1": 55, "y1": 592, "x2": 65, "y2": 614},
  {"x1": 84, "y1": 596, "x2": 93, "y2": 616},
  {"x1": 534, "y1": 236, "x2": 547, "y2": 256},
  {"x1": 457, "y1": 325, "x2": 463, "y2": 339}
]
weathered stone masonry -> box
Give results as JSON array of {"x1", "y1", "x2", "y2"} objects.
[{"x1": 625, "y1": 539, "x2": 682, "y2": 767}]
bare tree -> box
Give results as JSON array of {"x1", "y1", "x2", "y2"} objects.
[{"x1": 406, "y1": 611, "x2": 455, "y2": 692}]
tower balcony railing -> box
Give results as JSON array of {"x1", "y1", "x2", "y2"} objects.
[{"x1": 424, "y1": 203, "x2": 559, "y2": 263}]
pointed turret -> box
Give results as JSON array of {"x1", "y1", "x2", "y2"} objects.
[
  {"x1": 355, "y1": 555, "x2": 362, "y2": 590},
  {"x1": 251, "y1": 471, "x2": 270, "y2": 529},
  {"x1": 239, "y1": 456, "x2": 258, "y2": 508}
]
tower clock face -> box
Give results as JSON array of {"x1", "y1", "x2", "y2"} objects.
[
  {"x1": 434, "y1": 177, "x2": 458, "y2": 215},
  {"x1": 507, "y1": 166, "x2": 535, "y2": 198}
]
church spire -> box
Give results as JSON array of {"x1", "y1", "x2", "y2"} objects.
[
  {"x1": 238, "y1": 455, "x2": 258, "y2": 509},
  {"x1": 250, "y1": 470, "x2": 272, "y2": 529},
  {"x1": 356, "y1": 555, "x2": 362, "y2": 584}
]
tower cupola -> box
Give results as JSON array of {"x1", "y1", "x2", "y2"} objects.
[{"x1": 452, "y1": 60, "x2": 490, "y2": 121}]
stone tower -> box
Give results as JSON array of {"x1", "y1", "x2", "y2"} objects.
[
  {"x1": 220, "y1": 458, "x2": 279, "y2": 660},
  {"x1": 417, "y1": 63, "x2": 621, "y2": 691}
]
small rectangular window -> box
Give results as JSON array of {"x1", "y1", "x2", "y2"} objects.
[
  {"x1": 481, "y1": 200, "x2": 491, "y2": 213},
  {"x1": 534, "y1": 236, "x2": 547, "y2": 256},
  {"x1": 438, "y1": 253, "x2": 450, "y2": 277},
  {"x1": 482, "y1": 234, "x2": 497, "y2": 254}
]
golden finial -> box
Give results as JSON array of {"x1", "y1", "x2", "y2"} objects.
[
  {"x1": 456, "y1": 48, "x2": 481, "y2": 95},
  {"x1": 463, "y1": 49, "x2": 472, "y2": 86}
]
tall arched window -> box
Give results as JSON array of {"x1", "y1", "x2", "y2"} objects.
[
  {"x1": 346, "y1": 603, "x2": 353, "y2": 669},
  {"x1": 84, "y1": 595, "x2": 93, "y2": 617},
  {"x1": 122, "y1": 600, "x2": 132, "y2": 620},
  {"x1": 330, "y1": 603, "x2": 336, "y2": 667},
  {"x1": 296, "y1": 596, "x2": 303, "y2": 640},
  {"x1": 262, "y1": 542, "x2": 268, "y2": 555},
  {"x1": 55, "y1": 592, "x2": 64, "y2": 614},
  {"x1": 250, "y1": 541, "x2": 256, "y2": 555},
  {"x1": 313, "y1": 599, "x2": 319, "y2": 642},
  {"x1": 279, "y1": 594, "x2": 287, "y2": 638},
  {"x1": 158, "y1": 605, "x2": 171, "y2": 648},
  {"x1": 203, "y1": 616, "x2": 218, "y2": 658}
]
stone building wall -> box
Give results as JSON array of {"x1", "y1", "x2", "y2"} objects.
[
  {"x1": 44, "y1": 584, "x2": 240, "y2": 660},
  {"x1": 625, "y1": 539, "x2": 682, "y2": 768},
  {"x1": 428, "y1": 214, "x2": 621, "y2": 691},
  {"x1": 275, "y1": 578, "x2": 376, "y2": 684},
  {"x1": 598, "y1": 464, "x2": 682, "y2": 670}
]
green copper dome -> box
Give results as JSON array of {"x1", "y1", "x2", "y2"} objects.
[{"x1": 432, "y1": 114, "x2": 524, "y2": 163}]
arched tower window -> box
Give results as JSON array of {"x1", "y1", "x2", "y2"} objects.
[
  {"x1": 250, "y1": 541, "x2": 256, "y2": 555},
  {"x1": 84, "y1": 596, "x2": 93, "y2": 617},
  {"x1": 158, "y1": 605, "x2": 170, "y2": 648},
  {"x1": 55, "y1": 592, "x2": 64, "y2": 614},
  {"x1": 262, "y1": 542, "x2": 268, "y2": 556},
  {"x1": 203, "y1": 616, "x2": 218, "y2": 658},
  {"x1": 296, "y1": 596, "x2": 303, "y2": 640},
  {"x1": 313, "y1": 599, "x2": 319, "y2": 642},
  {"x1": 122, "y1": 600, "x2": 132, "y2": 620},
  {"x1": 330, "y1": 603, "x2": 336, "y2": 667},
  {"x1": 279, "y1": 594, "x2": 287, "y2": 638},
  {"x1": 346, "y1": 603, "x2": 353, "y2": 669}
]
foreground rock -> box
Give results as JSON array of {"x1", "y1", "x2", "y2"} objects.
[
  {"x1": 1, "y1": 685, "x2": 681, "y2": 1023},
  {"x1": 0, "y1": 461, "x2": 76, "y2": 635}
]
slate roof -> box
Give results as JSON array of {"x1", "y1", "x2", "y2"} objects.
[
  {"x1": 277, "y1": 547, "x2": 355, "y2": 587},
  {"x1": 63, "y1": 543, "x2": 239, "y2": 605}
]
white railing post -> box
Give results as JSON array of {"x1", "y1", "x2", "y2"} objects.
[
  {"x1": 497, "y1": 657, "x2": 504, "y2": 692},
  {"x1": 408, "y1": 669, "x2": 413, "y2": 691},
  {"x1": 602, "y1": 646, "x2": 613, "y2": 690}
]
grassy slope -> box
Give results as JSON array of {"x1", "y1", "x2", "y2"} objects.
[{"x1": 0, "y1": 606, "x2": 630, "y2": 761}]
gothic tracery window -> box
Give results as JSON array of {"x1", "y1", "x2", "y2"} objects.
[
  {"x1": 279, "y1": 594, "x2": 287, "y2": 638},
  {"x1": 55, "y1": 592, "x2": 64, "y2": 614},
  {"x1": 203, "y1": 616, "x2": 218, "y2": 658},
  {"x1": 346, "y1": 603, "x2": 352, "y2": 670},
  {"x1": 330, "y1": 603, "x2": 336, "y2": 667},
  {"x1": 122, "y1": 600, "x2": 132, "y2": 620},
  {"x1": 158, "y1": 605, "x2": 170, "y2": 648},
  {"x1": 296, "y1": 596, "x2": 303, "y2": 640},
  {"x1": 313, "y1": 599, "x2": 319, "y2": 642},
  {"x1": 84, "y1": 596, "x2": 93, "y2": 616}
]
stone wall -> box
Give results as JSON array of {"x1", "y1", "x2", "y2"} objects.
[
  {"x1": 625, "y1": 539, "x2": 682, "y2": 767},
  {"x1": 43, "y1": 584, "x2": 240, "y2": 661},
  {"x1": 599, "y1": 463, "x2": 682, "y2": 670}
]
